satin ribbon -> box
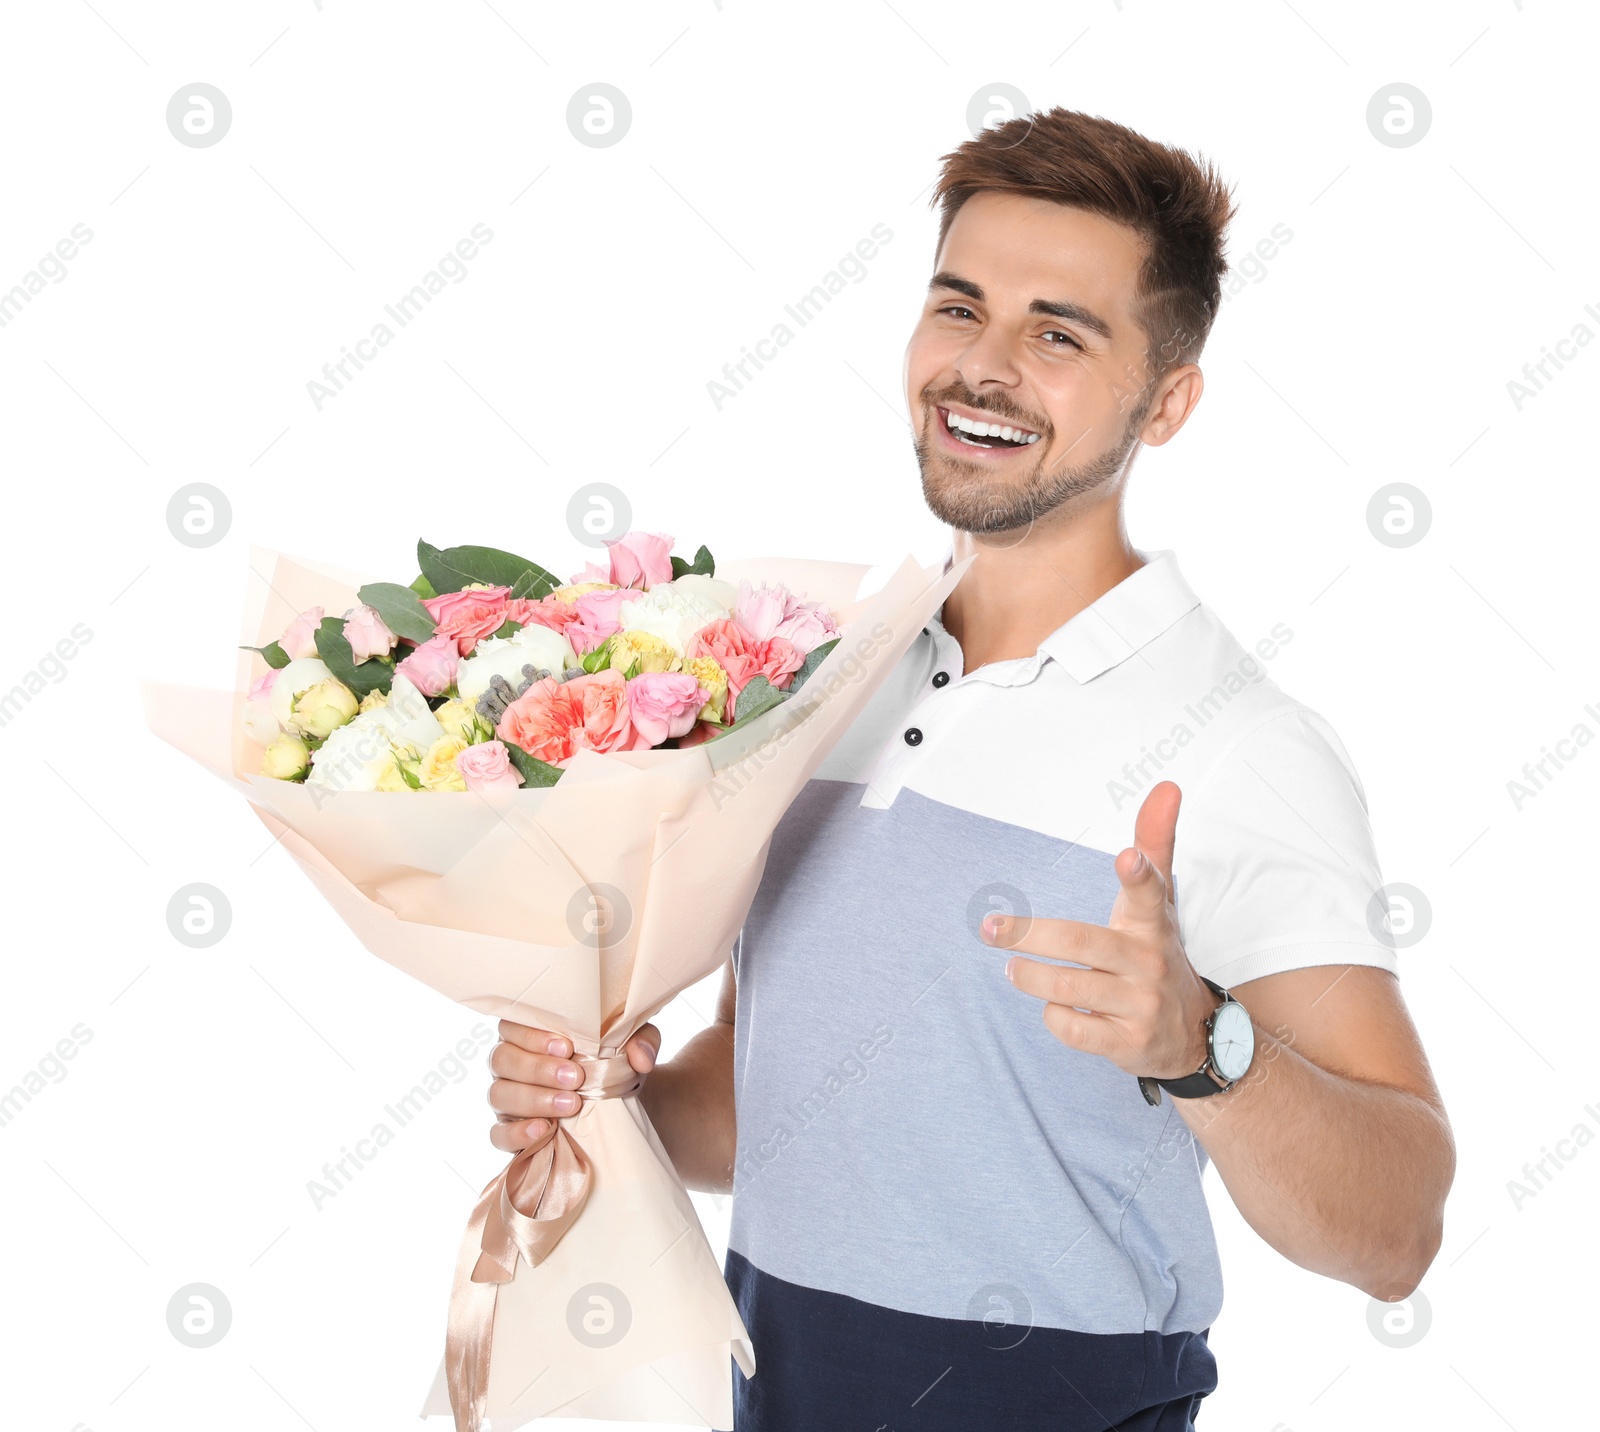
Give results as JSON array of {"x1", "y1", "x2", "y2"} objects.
[{"x1": 446, "y1": 1050, "x2": 646, "y2": 1432}]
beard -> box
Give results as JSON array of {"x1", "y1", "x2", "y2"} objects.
[{"x1": 912, "y1": 385, "x2": 1149, "y2": 536}]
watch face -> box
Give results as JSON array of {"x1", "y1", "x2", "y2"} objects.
[{"x1": 1210, "y1": 1000, "x2": 1254, "y2": 1082}]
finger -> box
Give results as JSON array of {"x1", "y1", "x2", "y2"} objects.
[
  {"x1": 488, "y1": 1042, "x2": 587, "y2": 1093},
  {"x1": 1132, "y1": 780, "x2": 1182, "y2": 902},
  {"x1": 1004, "y1": 955, "x2": 1131, "y2": 1017},
  {"x1": 489, "y1": 1115, "x2": 553, "y2": 1154},
  {"x1": 626, "y1": 1022, "x2": 661, "y2": 1074},
  {"x1": 981, "y1": 911, "x2": 1135, "y2": 974},
  {"x1": 497, "y1": 1019, "x2": 572, "y2": 1059},
  {"x1": 487, "y1": 1076, "x2": 583, "y2": 1122},
  {"x1": 1040, "y1": 1001, "x2": 1122, "y2": 1061}
]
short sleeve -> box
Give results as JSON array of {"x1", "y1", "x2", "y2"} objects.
[{"x1": 1172, "y1": 706, "x2": 1399, "y2": 988}]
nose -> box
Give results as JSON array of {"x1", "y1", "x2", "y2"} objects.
[{"x1": 954, "y1": 322, "x2": 1023, "y2": 393}]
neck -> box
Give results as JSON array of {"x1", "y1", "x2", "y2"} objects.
[{"x1": 940, "y1": 493, "x2": 1144, "y2": 673}]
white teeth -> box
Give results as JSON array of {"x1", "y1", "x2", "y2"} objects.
[{"x1": 943, "y1": 409, "x2": 1036, "y2": 442}]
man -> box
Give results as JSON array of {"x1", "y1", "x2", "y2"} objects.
[{"x1": 488, "y1": 107, "x2": 1454, "y2": 1429}]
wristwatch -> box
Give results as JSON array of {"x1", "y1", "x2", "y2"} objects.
[{"x1": 1138, "y1": 975, "x2": 1255, "y2": 1105}]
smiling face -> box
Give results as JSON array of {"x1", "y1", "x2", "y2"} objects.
[{"x1": 904, "y1": 190, "x2": 1191, "y2": 536}]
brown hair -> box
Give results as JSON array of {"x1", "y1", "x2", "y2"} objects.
[{"x1": 931, "y1": 108, "x2": 1238, "y2": 382}]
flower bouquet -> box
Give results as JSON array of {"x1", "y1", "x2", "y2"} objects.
[{"x1": 145, "y1": 530, "x2": 970, "y2": 1431}]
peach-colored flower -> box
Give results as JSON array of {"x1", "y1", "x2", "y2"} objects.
[
  {"x1": 685, "y1": 619, "x2": 804, "y2": 717},
  {"x1": 507, "y1": 593, "x2": 583, "y2": 637},
  {"x1": 496, "y1": 668, "x2": 646, "y2": 767},
  {"x1": 566, "y1": 586, "x2": 634, "y2": 656},
  {"x1": 421, "y1": 585, "x2": 511, "y2": 655}
]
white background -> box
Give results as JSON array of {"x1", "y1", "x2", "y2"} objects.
[{"x1": 2, "y1": 2, "x2": 1594, "y2": 1429}]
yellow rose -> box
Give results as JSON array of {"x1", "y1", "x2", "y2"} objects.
[
  {"x1": 358, "y1": 688, "x2": 389, "y2": 713},
  {"x1": 551, "y1": 581, "x2": 618, "y2": 604},
  {"x1": 290, "y1": 678, "x2": 359, "y2": 739},
  {"x1": 374, "y1": 742, "x2": 422, "y2": 791},
  {"x1": 434, "y1": 697, "x2": 491, "y2": 744},
  {"x1": 681, "y1": 655, "x2": 729, "y2": 723},
  {"x1": 608, "y1": 629, "x2": 679, "y2": 677},
  {"x1": 420, "y1": 735, "x2": 469, "y2": 791},
  {"x1": 261, "y1": 733, "x2": 310, "y2": 780}
]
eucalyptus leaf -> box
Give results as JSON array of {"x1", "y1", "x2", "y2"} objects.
[
  {"x1": 312, "y1": 618, "x2": 392, "y2": 698},
  {"x1": 241, "y1": 641, "x2": 290, "y2": 669},
  {"x1": 787, "y1": 637, "x2": 839, "y2": 694},
  {"x1": 357, "y1": 582, "x2": 438, "y2": 644},
  {"x1": 723, "y1": 675, "x2": 786, "y2": 729},
  {"x1": 502, "y1": 741, "x2": 565, "y2": 787},
  {"x1": 418, "y1": 540, "x2": 560, "y2": 597},
  {"x1": 410, "y1": 573, "x2": 437, "y2": 599}
]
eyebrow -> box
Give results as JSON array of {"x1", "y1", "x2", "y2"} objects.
[{"x1": 927, "y1": 271, "x2": 1114, "y2": 341}]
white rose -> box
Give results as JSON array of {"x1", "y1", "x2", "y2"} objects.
[
  {"x1": 668, "y1": 574, "x2": 738, "y2": 613},
  {"x1": 618, "y1": 582, "x2": 733, "y2": 655},
  {"x1": 457, "y1": 624, "x2": 577, "y2": 703},
  {"x1": 305, "y1": 715, "x2": 400, "y2": 794},
  {"x1": 270, "y1": 657, "x2": 333, "y2": 729},
  {"x1": 243, "y1": 698, "x2": 280, "y2": 745}
]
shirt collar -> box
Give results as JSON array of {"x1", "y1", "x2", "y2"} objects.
[{"x1": 935, "y1": 544, "x2": 1201, "y2": 685}]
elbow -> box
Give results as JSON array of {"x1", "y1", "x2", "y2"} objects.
[{"x1": 1360, "y1": 1216, "x2": 1442, "y2": 1302}]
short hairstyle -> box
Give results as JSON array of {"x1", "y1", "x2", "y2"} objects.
[{"x1": 931, "y1": 107, "x2": 1238, "y2": 381}]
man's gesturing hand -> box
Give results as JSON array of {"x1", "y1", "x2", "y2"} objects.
[
  {"x1": 487, "y1": 1020, "x2": 661, "y2": 1155},
  {"x1": 983, "y1": 781, "x2": 1221, "y2": 1082}
]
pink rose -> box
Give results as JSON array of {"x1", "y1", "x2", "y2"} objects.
[
  {"x1": 342, "y1": 604, "x2": 399, "y2": 662},
  {"x1": 605, "y1": 531, "x2": 676, "y2": 590},
  {"x1": 279, "y1": 606, "x2": 325, "y2": 660},
  {"x1": 396, "y1": 633, "x2": 460, "y2": 696},
  {"x1": 566, "y1": 586, "x2": 633, "y2": 656},
  {"x1": 456, "y1": 740, "x2": 525, "y2": 792},
  {"x1": 421, "y1": 585, "x2": 511, "y2": 656},
  {"x1": 247, "y1": 669, "x2": 280, "y2": 702},
  {"x1": 497, "y1": 668, "x2": 646, "y2": 767},
  {"x1": 626, "y1": 671, "x2": 709, "y2": 746}
]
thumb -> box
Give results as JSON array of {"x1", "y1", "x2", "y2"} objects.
[
  {"x1": 626, "y1": 1022, "x2": 661, "y2": 1074},
  {"x1": 1133, "y1": 779, "x2": 1181, "y2": 906}
]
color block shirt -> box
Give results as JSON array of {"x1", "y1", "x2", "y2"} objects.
[{"x1": 723, "y1": 548, "x2": 1400, "y2": 1431}]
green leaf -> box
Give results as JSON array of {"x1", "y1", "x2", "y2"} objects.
[
  {"x1": 418, "y1": 541, "x2": 560, "y2": 597},
  {"x1": 490, "y1": 619, "x2": 520, "y2": 640},
  {"x1": 509, "y1": 568, "x2": 544, "y2": 600},
  {"x1": 241, "y1": 641, "x2": 291, "y2": 669},
  {"x1": 787, "y1": 637, "x2": 839, "y2": 694},
  {"x1": 313, "y1": 618, "x2": 392, "y2": 698},
  {"x1": 501, "y1": 741, "x2": 565, "y2": 787},
  {"x1": 358, "y1": 582, "x2": 438, "y2": 644},
  {"x1": 722, "y1": 675, "x2": 786, "y2": 729},
  {"x1": 669, "y1": 544, "x2": 716, "y2": 580},
  {"x1": 410, "y1": 572, "x2": 438, "y2": 599}
]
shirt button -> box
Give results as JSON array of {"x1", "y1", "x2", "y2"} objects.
[
  {"x1": 904, "y1": 727, "x2": 923, "y2": 746},
  {"x1": 931, "y1": 671, "x2": 949, "y2": 688}
]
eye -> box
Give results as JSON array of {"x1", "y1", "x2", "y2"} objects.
[
  {"x1": 937, "y1": 304, "x2": 977, "y2": 321},
  {"x1": 1042, "y1": 329, "x2": 1084, "y2": 351}
]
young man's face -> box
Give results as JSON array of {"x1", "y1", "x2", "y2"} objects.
[{"x1": 903, "y1": 190, "x2": 1172, "y2": 535}]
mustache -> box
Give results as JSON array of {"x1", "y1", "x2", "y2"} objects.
[{"x1": 921, "y1": 385, "x2": 1048, "y2": 434}]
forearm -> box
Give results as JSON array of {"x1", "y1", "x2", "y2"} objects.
[
  {"x1": 639, "y1": 1019, "x2": 737, "y2": 1193},
  {"x1": 1177, "y1": 1023, "x2": 1455, "y2": 1300}
]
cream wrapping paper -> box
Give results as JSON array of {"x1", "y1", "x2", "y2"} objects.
[{"x1": 144, "y1": 544, "x2": 972, "y2": 1431}]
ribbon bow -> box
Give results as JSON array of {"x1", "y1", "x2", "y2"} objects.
[{"x1": 445, "y1": 1049, "x2": 645, "y2": 1432}]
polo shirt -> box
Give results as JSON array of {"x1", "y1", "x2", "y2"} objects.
[{"x1": 721, "y1": 547, "x2": 1400, "y2": 1431}]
